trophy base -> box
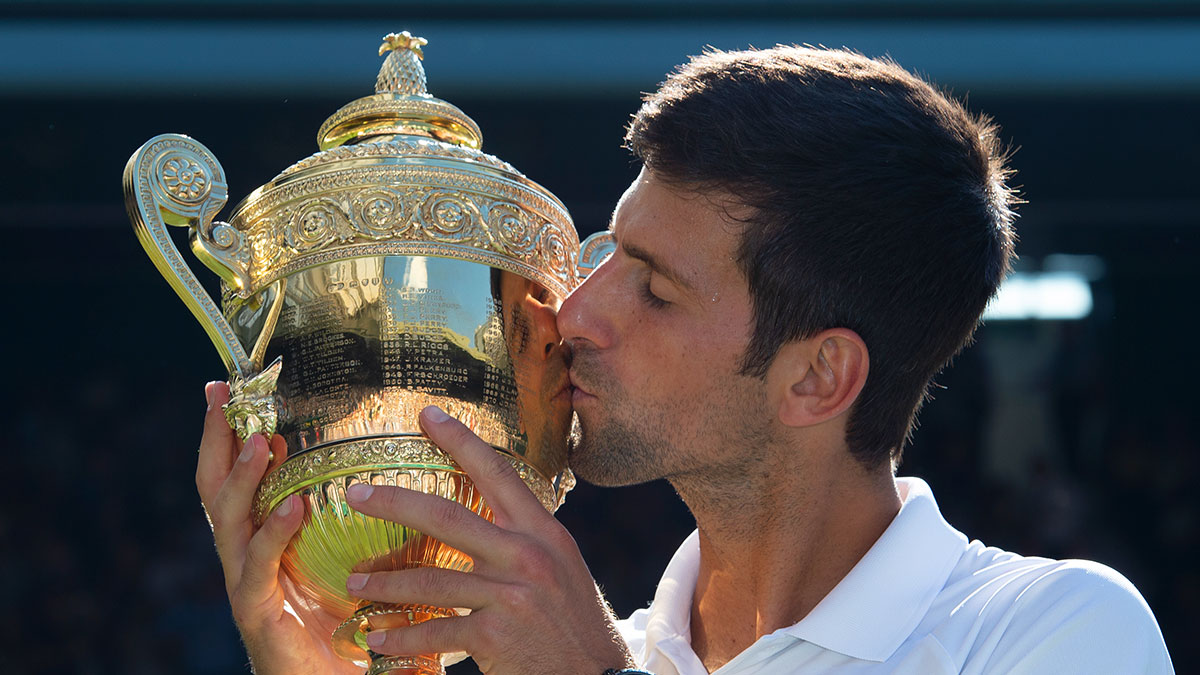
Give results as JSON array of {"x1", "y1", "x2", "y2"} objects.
[
  {"x1": 333, "y1": 602, "x2": 456, "y2": 675},
  {"x1": 248, "y1": 436, "x2": 562, "y2": 674}
]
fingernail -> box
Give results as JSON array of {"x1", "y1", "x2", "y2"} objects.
[
  {"x1": 347, "y1": 573, "x2": 368, "y2": 591},
  {"x1": 347, "y1": 483, "x2": 374, "y2": 502},
  {"x1": 204, "y1": 382, "x2": 217, "y2": 410},
  {"x1": 366, "y1": 630, "x2": 385, "y2": 648},
  {"x1": 423, "y1": 405, "x2": 449, "y2": 423},
  {"x1": 276, "y1": 495, "x2": 295, "y2": 517},
  {"x1": 239, "y1": 435, "x2": 264, "y2": 463}
]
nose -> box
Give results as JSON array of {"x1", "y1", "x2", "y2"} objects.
[
  {"x1": 528, "y1": 294, "x2": 562, "y2": 361},
  {"x1": 558, "y1": 253, "x2": 616, "y2": 350}
]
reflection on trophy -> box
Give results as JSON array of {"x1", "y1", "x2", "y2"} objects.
[{"x1": 123, "y1": 32, "x2": 615, "y2": 675}]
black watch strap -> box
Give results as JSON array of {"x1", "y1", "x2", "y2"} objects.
[{"x1": 603, "y1": 670, "x2": 655, "y2": 675}]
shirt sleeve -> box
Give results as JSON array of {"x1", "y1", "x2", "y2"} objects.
[{"x1": 971, "y1": 559, "x2": 1174, "y2": 675}]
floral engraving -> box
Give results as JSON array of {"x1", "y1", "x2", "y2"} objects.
[
  {"x1": 488, "y1": 202, "x2": 535, "y2": 256},
  {"x1": 160, "y1": 155, "x2": 209, "y2": 203},
  {"x1": 538, "y1": 221, "x2": 571, "y2": 279},
  {"x1": 420, "y1": 192, "x2": 481, "y2": 243},
  {"x1": 351, "y1": 187, "x2": 411, "y2": 237},
  {"x1": 285, "y1": 199, "x2": 351, "y2": 252}
]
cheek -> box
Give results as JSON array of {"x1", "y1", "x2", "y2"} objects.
[
  {"x1": 614, "y1": 301, "x2": 752, "y2": 395},
  {"x1": 625, "y1": 330, "x2": 710, "y2": 396}
]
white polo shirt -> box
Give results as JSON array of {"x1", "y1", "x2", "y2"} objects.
[{"x1": 617, "y1": 477, "x2": 1173, "y2": 674}]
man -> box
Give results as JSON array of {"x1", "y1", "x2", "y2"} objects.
[{"x1": 197, "y1": 46, "x2": 1173, "y2": 674}]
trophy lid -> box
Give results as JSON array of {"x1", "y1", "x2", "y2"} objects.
[
  {"x1": 225, "y1": 32, "x2": 580, "y2": 299},
  {"x1": 316, "y1": 32, "x2": 483, "y2": 152}
]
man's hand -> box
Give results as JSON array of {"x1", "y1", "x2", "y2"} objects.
[
  {"x1": 196, "y1": 382, "x2": 359, "y2": 675},
  {"x1": 344, "y1": 406, "x2": 636, "y2": 675}
]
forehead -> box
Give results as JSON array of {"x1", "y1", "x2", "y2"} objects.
[{"x1": 611, "y1": 169, "x2": 746, "y2": 284}]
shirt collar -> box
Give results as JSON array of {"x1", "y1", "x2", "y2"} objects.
[
  {"x1": 642, "y1": 529, "x2": 701, "y2": 647},
  {"x1": 781, "y1": 476, "x2": 968, "y2": 661},
  {"x1": 639, "y1": 477, "x2": 967, "y2": 666}
]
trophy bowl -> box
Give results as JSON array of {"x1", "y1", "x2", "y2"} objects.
[{"x1": 124, "y1": 32, "x2": 614, "y2": 675}]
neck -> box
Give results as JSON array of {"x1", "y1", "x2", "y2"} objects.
[{"x1": 670, "y1": 442, "x2": 900, "y2": 672}]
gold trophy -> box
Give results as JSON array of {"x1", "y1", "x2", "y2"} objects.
[{"x1": 123, "y1": 32, "x2": 614, "y2": 675}]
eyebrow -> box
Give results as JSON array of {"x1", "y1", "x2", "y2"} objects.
[{"x1": 621, "y1": 240, "x2": 697, "y2": 293}]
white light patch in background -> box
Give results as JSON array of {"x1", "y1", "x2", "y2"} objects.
[{"x1": 984, "y1": 271, "x2": 1094, "y2": 320}]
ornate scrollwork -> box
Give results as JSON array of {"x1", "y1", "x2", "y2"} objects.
[
  {"x1": 285, "y1": 198, "x2": 353, "y2": 252},
  {"x1": 208, "y1": 221, "x2": 240, "y2": 249},
  {"x1": 224, "y1": 134, "x2": 579, "y2": 298},
  {"x1": 125, "y1": 134, "x2": 253, "y2": 376},
  {"x1": 351, "y1": 187, "x2": 412, "y2": 237},
  {"x1": 222, "y1": 164, "x2": 578, "y2": 298},
  {"x1": 487, "y1": 201, "x2": 535, "y2": 256},
  {"x1": 538, "y1": 221, "x2": 572, "y2": 280},
  {"x1": 279, "y1": 138, "x2": 514, "y2": 180},
  {"x1": 192, "y1": 219, "x2": 253, "y2": 294},
  {"x1": 420, "y1": 192, "x2": 481, "y2": 243}
]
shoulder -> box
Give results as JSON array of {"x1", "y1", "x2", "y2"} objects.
[
  {"x1": 995, "y1": 557, "x2": 1161, "y2": 633},
  {"x1": 942, "y1": 553, "x2": 1174, "y2": 674}
]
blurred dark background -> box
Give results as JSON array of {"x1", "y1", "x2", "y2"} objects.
[{"x1": 1, "y1": 1, "x2": 1197, "y2": 673}]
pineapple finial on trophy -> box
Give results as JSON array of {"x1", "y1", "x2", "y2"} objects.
[
  {"x1": 380, "y1": 31, "x2": 427, "y2": 57},
  {"x1": 317, "y1": 31, "x2": 482, "y2": 151},
  {"x1": 376, "y1": 31, "x2": 429, "y2": 96}
]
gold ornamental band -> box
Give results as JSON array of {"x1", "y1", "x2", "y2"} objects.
[
  {"x1": 367, "y1": 656, "x2": 443, "y2": 675},
  {"x1": 251, "y1": 436, "x2": 561, "y2": 523},
  {"x1": 279, "y1": 137, "x2": 519, "y2": 177},
  {"x1": 227, "y1": 140, "x2": 578, "y2": 299},
  {"x1": 317, "y1": 95, "x2": 484, "y2": 151}
]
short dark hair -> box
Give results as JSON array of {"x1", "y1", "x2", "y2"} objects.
[{"x1": 626, "y1": 46, "x2": 1017, "y2": 468}]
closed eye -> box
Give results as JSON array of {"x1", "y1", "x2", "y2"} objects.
[{"x1": 640, "y1": 274, "x2": 669, "y2": 309}]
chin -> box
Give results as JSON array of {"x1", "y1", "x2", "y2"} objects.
[
  {"x1": 566, "y1": 403, "x2": 680, "y2": 484},
  {"x1": 567, "y1": 431, "x2": 660, "y2": 489}
]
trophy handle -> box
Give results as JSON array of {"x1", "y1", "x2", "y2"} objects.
[
  {"x1": 123, "y1": 133, "x2": 254, "y2": 378},
  {"x1": 577, "y1": 230, "x2": 615, "y2": 280}
]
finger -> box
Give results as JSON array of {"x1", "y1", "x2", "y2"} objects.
[
  {"x1": 236, "y1": 494, "x2": 304, "y2": 607},
  {"x1": 210, "y1": 434, "x2": 273, "y2": 570},
  {"x1": 347, "y1": 567, "x2": 496, "y2": 610},
  {"x1": 197, "y1": 381, "x2": 239, "y2": 505},
  {"x1": 418, "y1": 406, "x2": 547, "y2": 525},
  {"x1": 345, "y1": 483, "x2": 516, "y2": 563},
  {"x1": 365, "y1": 614, "x2": 474, "y2": 657},
  {"x1": 268, "y1": 433, "x2": 288, "y2": 471}
]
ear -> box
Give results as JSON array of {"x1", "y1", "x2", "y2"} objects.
[{"x1": 767, "y1": 328, "x2": 869, "y2": 428}]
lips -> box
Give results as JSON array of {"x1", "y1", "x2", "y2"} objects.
[
  {"x1": 568, "y1": 372, "x2": 599, "y2": 407},
  {"x1": 568, "y1": 371, "x2": 592, "y2": 397},
  {"x1": 551, "y1": 378, "x2": 573, "y2": 403}
]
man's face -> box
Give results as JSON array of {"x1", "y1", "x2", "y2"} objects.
[
  {"x1": 559, "y1": 168, "x2": 769, "y2": 487},
  {"x1": 498, "y1": 272, "x2": 573, "y2": 465}
]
